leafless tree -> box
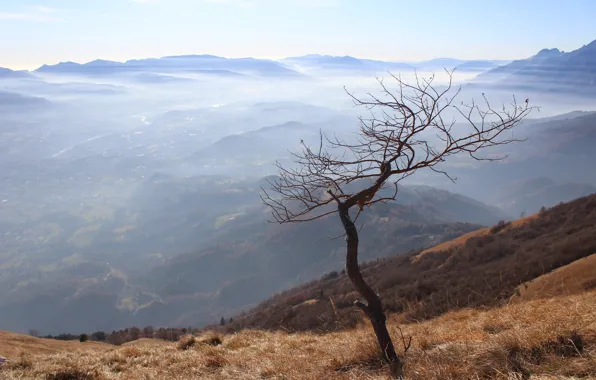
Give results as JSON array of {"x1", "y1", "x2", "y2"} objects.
[{"x1": 261, "y1": 71, "x2": 534, "y2": 378}]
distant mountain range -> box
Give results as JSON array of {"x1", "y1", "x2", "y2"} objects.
[
  {"x1": 281, "y1": 54, "x2": 509, "y2": 74},
  {"x1": 33, "y1": 55, "x2": 300, "y2": 78},
  {"x1": 0, "y1": 54, "x2": 512, "y2": 81},
  {"x1": 3, "y1": 39, "x2": 596, "y2": 84},
  {"x1": 0, "y1": 67, "x2": 33, "y2": 79},
  {"x1": 476, "y1": 39, "x2": 596, "y2": 95}
]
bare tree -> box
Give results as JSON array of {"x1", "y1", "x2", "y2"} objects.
[{"x1": 261, "y1": 71, "x2": 534, "y2": 378}]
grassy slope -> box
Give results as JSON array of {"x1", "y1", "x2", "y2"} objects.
[
  {"x1": 0, "y1": 331, "x2": 110, "y2": 360},
  {"x1": 513, "y1": 253, "x2": 596, "y2": 302},
  {"x1": 0, "y1": 291, "x2": 595, "y2": 379}
]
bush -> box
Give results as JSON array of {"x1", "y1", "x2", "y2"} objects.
[
  {"x1": 198, "y1": 332, "x2": 223, "y2": 346},
  {"x1": 79, "y1": 334, "x2": 89, "y2": 343},
  {"x1": 177, "y1": 334, "x2": 196, "y2": 350},
  {"x1": 490, "y1": 220, "x2": 509, "y2": 234}
]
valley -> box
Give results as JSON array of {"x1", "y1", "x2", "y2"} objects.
[{"x1": 1, "y1": 21, "x2": 596, "y2": 379}]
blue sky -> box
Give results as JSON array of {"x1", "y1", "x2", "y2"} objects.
[{"x1": 1, "y1": 0, "x2": 595, "y2": 69}]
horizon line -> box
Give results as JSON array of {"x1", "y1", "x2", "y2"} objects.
[{"x1": 4, "y1": 53, "x2": 523, "y2": 72}]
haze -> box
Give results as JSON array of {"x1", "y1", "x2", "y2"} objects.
[{"x1": 1, "y1": 1, "x2": 596, "y2": 335}]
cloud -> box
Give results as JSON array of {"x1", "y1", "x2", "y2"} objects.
[{"x1": 0, "y1": 11, "x2": 57, "y2": 21}]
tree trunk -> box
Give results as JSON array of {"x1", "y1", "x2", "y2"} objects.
[{"x1": 338, "y1": 204, "x2": 404, "y2": 379}]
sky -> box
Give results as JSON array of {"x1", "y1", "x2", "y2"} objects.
[{"x1": 1, "y1": 0, "x2": 596, "y2": 69}]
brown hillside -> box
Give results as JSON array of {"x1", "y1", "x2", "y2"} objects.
[
  {"x1": 1, "y1": 291, "x2": 595, "y2": 379},
  {"x1": 230, "y1": 193, "x2": 596, "y2": 332},
  {"x1": 413, "y1": 213, "x2": 541, "y2": 262},
  {"x1": 513, "y1": 253, "x2": 596, "y2": 302},
  {"x1": 0, "y1": 331, "x2": 110, "y2": 360}
]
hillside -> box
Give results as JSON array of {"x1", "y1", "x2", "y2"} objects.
[
  {"x1": 1, "y1": 291, "x2": 594, "y2": 379},
  {"x1": 513, "y1": 254, "x2": 596, "y2": 302},
  {"x1": 133, "y1": 198, "x2": 487, "y2": 328},
  {"x1": 230, "y1": 193, "x2": 596, "y2": 332}
]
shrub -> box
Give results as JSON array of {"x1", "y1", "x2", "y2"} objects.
[
  {"x1": 490, "y1": 220, "x2": 509, "y2": 234},
  {"x1": 198, "y1": 332, "x2": 223, "y2": 346},
  {"x1": 177, "y1": 334, "x2": 196, "y2": 350},
  {"x1": 79, "y1": 334, "x2": 89, "y2": 343}
]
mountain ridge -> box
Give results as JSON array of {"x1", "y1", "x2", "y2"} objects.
[
  {"x1": 477, "y1": 38, "x2": 596, "y2": 94},
  {"x1": 16, "y1": 53, "x2": 517, "y2": 77}
]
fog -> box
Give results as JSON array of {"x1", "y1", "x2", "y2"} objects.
[{"x1": 1, "y1": 55, "x2": 596, "y2": 334}]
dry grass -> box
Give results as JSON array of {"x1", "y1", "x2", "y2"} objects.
[
  {"x1": 121, "y1": 338, "x2": 171, "y2": 348},
  {"x1": 513, "y1": 254, "x2": 596, "y2": 302},
  {"x1": 413, "y1": 214, "x2": 540, "y2": 262},
  {"x1": 1, "y1": 291, "x2": 595, "y2": 379},
  {"x1": 0, "y1": 331, "x2": 110, "y2": 360}
]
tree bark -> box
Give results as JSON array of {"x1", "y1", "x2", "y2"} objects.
[{"x1": 338, "y1": 203, "x2": 404, "y2": 379}]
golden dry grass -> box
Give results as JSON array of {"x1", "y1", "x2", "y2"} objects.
[
  {"x1": 513, "y1": 254, "x2": 596, "y2": 302},
  {"x1": 0, "y1": 331, "x2": 110, "y2": 360},
  {"x1": 1, "y1": 290, "x2": 595, "y2": 379},
  {"x1": 121, "y1": 338, "x2": 171, "y2": 348},
  {"x1": 412, "y1": 214, "x2": 540, "y2": 263}
]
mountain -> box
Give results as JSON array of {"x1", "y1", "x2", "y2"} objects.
[
  {"x1": 35, "y1": 55, "x2": 301, "y2": 78},
  {"x1": 281, "y1": 55, "x2": 511, "y2": 75},
  {"x1": 185, "y1": 114, "x2": 359, "y2": 177},
  {"x1": 0, "y1": 91, "x2": 52, "y2": 112},
  {"x1": 454, "y1": 59, "x2": 510, "y2": 72},
  {"x1": 0, "y1": 67, "x2": 33, "y2": 79},
  {"x1": 411, "y1": 58, "x2": 465, "y2": 71},
  {"x1": 24, "y1": 53, "x2": 516, "y2": 79},
  {"x1": 409, "y1": 58, "x2": 511, "y2": 72},
  {"x1": 232, "y1": 193, "x2": 596, "y2": 332},
  {"x1": 425, "y1": 111, "x2": 596, "y2": 210},
  {"x1": 477, "y1": 39, "x2": 596, "y2": 94},
  {"x1": 281, "y1": 54, "x2": 414, "y2": 74},
  {"x1": 494, "y1": 177, "x2": 596, "y2": 215},
  {"x1": 135, "y1": 190, "x2": 493, "y2": 328},
  {"x1": 189, "y1": 120, "x2": 348, "y2": 172}
]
